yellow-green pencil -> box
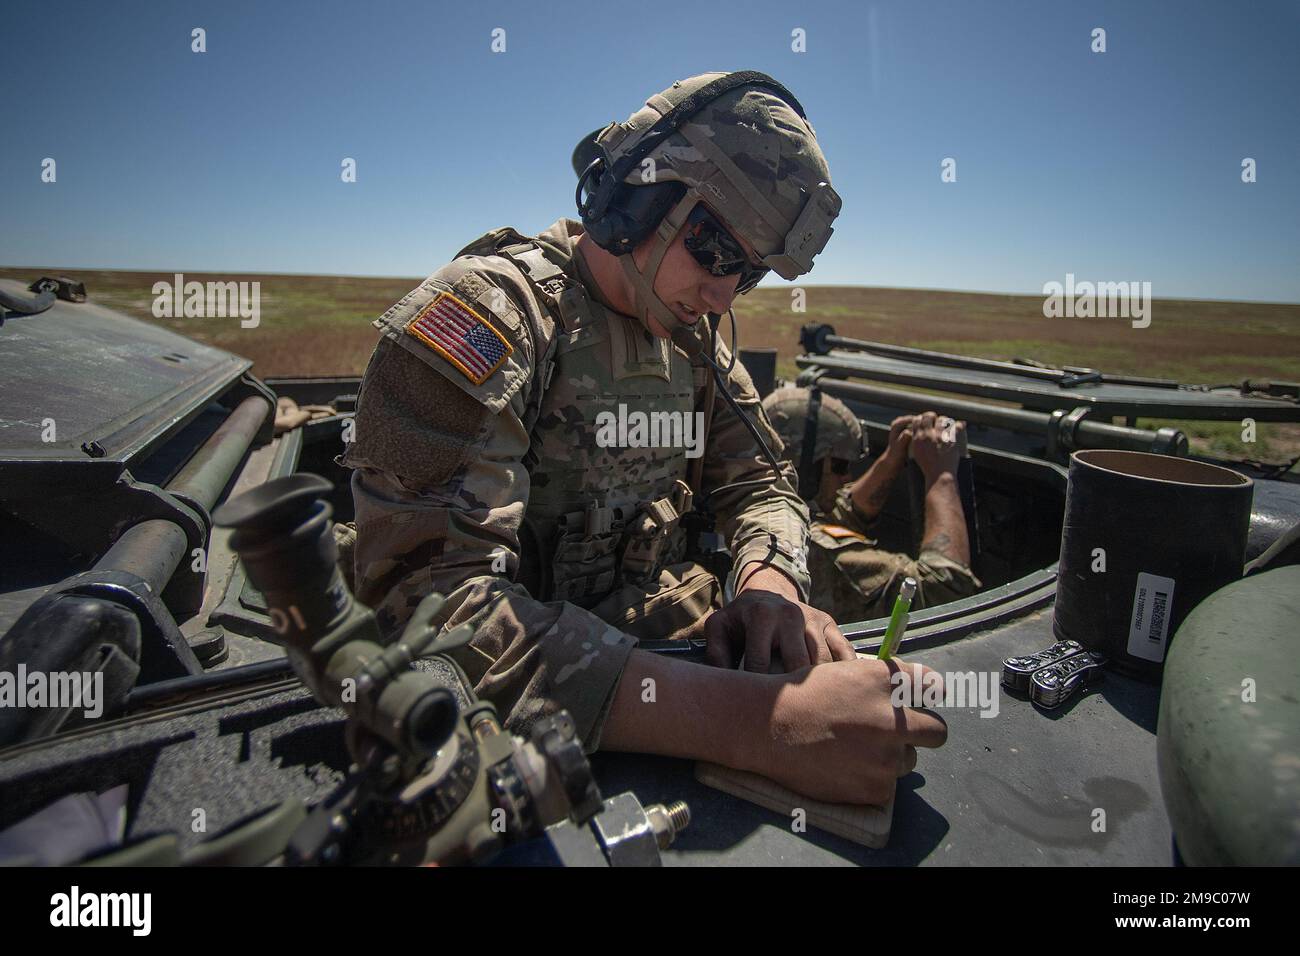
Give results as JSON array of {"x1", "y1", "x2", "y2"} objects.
[{"x1": 877, "y1": 577, "x2": 918, "y2": 660}]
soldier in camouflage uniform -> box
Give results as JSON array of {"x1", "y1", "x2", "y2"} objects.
[
  {"x1": 340, "y1": 72, "x2": 949, "y2": 806},
  {"x1": 763, "y1": 387, "x2": 981, "y2": 624}
]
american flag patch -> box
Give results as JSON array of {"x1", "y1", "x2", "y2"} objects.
[{"x1": 405, "y1": 291, "x2": 513, "y2": 385}]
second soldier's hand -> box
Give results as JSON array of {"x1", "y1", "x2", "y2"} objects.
[
  {"x1": 706, "y1": 565, "x2": 857, "y2": 673},
  {"x1": 885, "y1": 414, "x2": 916, "y2": 461},
  {"x1": 909, "y1": 412, "x2": 962, "y2": 482}
]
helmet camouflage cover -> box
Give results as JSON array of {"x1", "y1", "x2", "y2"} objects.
[
  {"x1": 763, "y1": 386, "x2": 864, "y2": 465},
  {"x1": 594, "y1": 71, "x2": 841, "y2": 280}
]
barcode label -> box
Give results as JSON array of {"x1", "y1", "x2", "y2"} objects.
[
  {"x1": 1127, "y1": 572, "x2": 1177, "y2": 663},
  {"x1": 1148, "y1": 591, "x2": 1168, "y2": 642}
]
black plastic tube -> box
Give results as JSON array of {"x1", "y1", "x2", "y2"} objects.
[{"x1": 1052, "y1": 450, "x2": 1253, "y2": 680}]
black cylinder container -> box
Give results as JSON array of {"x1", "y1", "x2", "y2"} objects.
[{"x1": 1052, "y1": 450, "x2": 1253, "y2": 680}]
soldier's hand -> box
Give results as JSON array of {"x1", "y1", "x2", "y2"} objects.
[
  {"x1": 884, "y1": 415, "x2": 916, "y2": 462},
  {"x1": 751, "y1": 656, "x2": 949, "y2": 805},
  {"x1": 705, "y1": 578, "x2": 856, "y2": 673},
  {"x1": 909, "y1": 412, "x2": 962, "y2": 480},
  {"x1": 953, "y1": 419, "x2": 969, "y2": 459}
]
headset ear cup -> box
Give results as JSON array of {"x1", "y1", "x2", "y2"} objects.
[
  {"x1": 624, "y1": 181, "x2": 687, "y2": 244},
  {"x1": 582, "y1": 181, "x2": 688, "y2": 256},
  {"x1": 583, "y1": 182, "x2": 636, "y2": 253}
]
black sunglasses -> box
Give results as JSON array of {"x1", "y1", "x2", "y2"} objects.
[{"x1": 683, "y1": 204, "x2": 770, "y2": 294}]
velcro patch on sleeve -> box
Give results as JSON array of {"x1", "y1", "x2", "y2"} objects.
[{"x1": 405, "y1": 291, "x2": 513, "y2": 385}]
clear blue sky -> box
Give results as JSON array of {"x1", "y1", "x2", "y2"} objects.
[{"x1": 3, "y1": 0, "x2": 1297, "y2": 302}]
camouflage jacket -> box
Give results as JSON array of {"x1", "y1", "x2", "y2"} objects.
[
  {"x1": 808, "y1": 486, "x2": 980, "y2": 626},
  {"x1": 341, "y1": 218, "x2": 809, "y2": 752}
]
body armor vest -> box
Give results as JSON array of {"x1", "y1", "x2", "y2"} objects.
[{"x1": 460, "y1": 228, "x2": 707, "y2": 606}]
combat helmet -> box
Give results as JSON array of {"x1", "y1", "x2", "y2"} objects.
[
  {"x1": 763, "y1": 386, "x2": 864, "y2": 499},
  {"x1": 573, "y1": 71, "x2": 842, "y2": 345}
]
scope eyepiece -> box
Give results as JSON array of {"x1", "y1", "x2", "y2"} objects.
[
  {"x1": 406, "y1": 688, "x2": 460, "y2": 756},
  {"x1": 214, "y1": 473, "x2": 350, "y2": 644},
  {"x1": 214, "y1": 473, "x2": 334, "y2": 532}
]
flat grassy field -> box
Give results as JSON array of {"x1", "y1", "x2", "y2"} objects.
[{"x1": 4, "y1": 266, "x2": 1297, "y2": 466}]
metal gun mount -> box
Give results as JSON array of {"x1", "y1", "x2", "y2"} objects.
[
  {"x1": 796, "y1": 323, "x2": 1300, "y2": 465},
  {"x1": 213, "y1": 474, "x2": 690, "y2": 866}
]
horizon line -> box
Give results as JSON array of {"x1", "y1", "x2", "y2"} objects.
[{"x1": 1, "y1": 264, "x2": 1296, "y2": 308}]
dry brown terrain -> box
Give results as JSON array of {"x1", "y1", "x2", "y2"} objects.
[{"x1": 4, "y1": 267, "x2": 1297, "y2": 463}]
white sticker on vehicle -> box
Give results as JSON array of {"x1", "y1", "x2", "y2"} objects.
[{"x1": 1127, "y1": 572, "x2": 1176, "y2": 663}]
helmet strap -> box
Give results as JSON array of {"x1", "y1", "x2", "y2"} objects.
[
  {"x1": 616, "y1": 192, "x2": 699, "y2": 342},
  {"x1": 798, "y1": 387, "x2": 823, "y2": 500}
]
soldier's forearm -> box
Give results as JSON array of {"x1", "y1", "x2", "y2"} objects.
[
  {"x1": 599, "y1": 649, "x2": 777, "y2": 770},
  {"x1": 848, "y1": 449, "x2": 906, "y2": 522},
  {"x1": 920, "y1": 472, "x2": 970, "y2": 566}
]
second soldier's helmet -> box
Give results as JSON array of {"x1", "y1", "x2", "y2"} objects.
[
  {"x1": 763, "y1": 386, "x2": 864, "y2": 497},
  {"x1": 573, "y1": 71, "x2": 842, "y2": 283}
]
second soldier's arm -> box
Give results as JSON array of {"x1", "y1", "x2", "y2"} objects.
[
  {"x1": 847, "y1": 415, "x2": 914, "y2": 522},
  {"x1": 909, "y1": 413, "x2": 971, "y2": 567}
]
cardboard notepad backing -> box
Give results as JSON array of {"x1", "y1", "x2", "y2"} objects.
[{"x1": 694, "y1": 762, "x2": 894, "y2": 848}]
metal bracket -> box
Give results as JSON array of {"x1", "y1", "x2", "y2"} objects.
[
  {"x1": 1048, "y1": 406, "x2": 1092, "y2": 460},
  {"x1": 1045, "y1": 409, "x2": 1067, "y2": 462},
  {"x1": 0, "y1": 276, "x2": 84, "y2": 323},
  {"x1": 795, "y1": 366, "x2": 828, "y2": 389},
  {"x1": 532, "y1": 712, "x2": 602, "y2": 824},
  {"x1": 5, "y1": 471, "x2": 209, "y2": 620},
  {"x1": 4, "y1": 471, "x2": 208, "y2": 560},
  {"x1": 45, "y1": 568, "x2": 204, "y2": 682},
  {"x1": 1059, "y1": 369, "x2": 1103, "y2": 388}
]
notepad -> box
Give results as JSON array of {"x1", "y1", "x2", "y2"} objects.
[{"x1": 694, "y1": 762, "x2": 895, "y2": 848}]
